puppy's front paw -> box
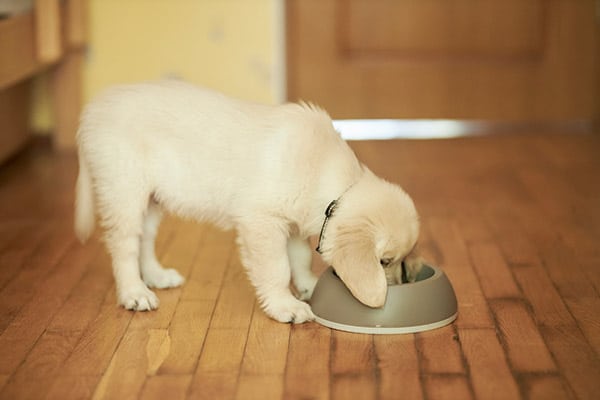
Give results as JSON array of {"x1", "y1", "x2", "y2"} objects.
[
  {"x1": 294, "y1": 274, "x2": 319, "y2": 301},
  {"x1": 119, "y1": 284, "x2": 159, "y2": 311},
  {"x1": 143, "y1": 266, "x2": 185, "y2": 289},
  {"x1": 262, "y1": 294, "x2": 315, "y2": 324}
]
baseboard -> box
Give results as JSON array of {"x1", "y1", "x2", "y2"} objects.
[{"x1": 333, "y1": 119, "x2": 595, "y2": 140}]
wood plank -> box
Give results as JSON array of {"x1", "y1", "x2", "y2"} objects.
[
  {"x1": 208, "y1": 279, "x2": 255, "y2": 330},
  {"x1": 517, "y1": 168, "x2": 582, "y2": 223},
  {"x1": 0, "y1": 375, "x2": 8, "y2": 392},
  {"x1": 491, "y1": 300, "x2": 556, "y2": 373},
  {"x1": 0, "y1": 239, "x2": 95, "y2": 376},
  {"x1": 523, "y1": 375, "x2": 575, "y2": 400},
  {"x1": 235, "y1": 375, "x2": 284, "y2": 400},
  {"x1": 562, "y1": 295, "x2": 600, "y2": 356},
  {"x1": 156, "y1": 300, "x2": 214, "y2": 374},
  {"x1": 579, "y1": 256, "x2": 600, "y2": 297},
  {"x1": 284, "y1": 373, "x2": 329, "y2": 400},
  {"x1": 423, "y1": 375, "x2": 473, "y2": 400},
  {"x1": 44, "y1": 375, "x2": 100, "y2": 400},
  {"x1": 91, "y1": 329, "x2": 151, "y2": 400},
  {"x1": 182, "y1": 228, "x2": 235, "y2": 302},
  {"x1": 0, "y1": 377, "x2": 57, "y2": 400},
  {"x1": 427, "y1": 219, "x2": 494, "y2": 329},
  {"x1": 188, "y1": 372, "x2": 238, "y2": 400},
  {"x1": 195, "y1": 328, "x2": 248, "y2": 374},
  {"x1": 140, "y1": 375, "x2": 192, "y2": 400},
  {"x1": 416, "y1": 325, "x2": 464, "y2": 375},
  {"x1": 467, "y1": 242, "x2": 521, "y2": 299},
  {"x1": 0, "y1": 243, "x2": 110, "y2": 400},
  {"x1": 60, "y1": 304, "x2": 133, "y2": 376},
  {"x1": 332, "y1": 375, "x2": 377, "y2": 400},
  {"x1": 145, "y1": 329, "x2": 171, "y2": 376},
  {"x1": 0, "y1": 224, "x2": 74, "y2": 331},
  {"x1": 374, "y1": 334, "x2": 423, "y2": 400},
  {"x1": 540, "y1": 324, "x2": 600, "y2": 400},
  {"x1": 240, "y1": 302, "x2": 290, "y2": 375},
  {"x1": 458, "y1": 328, "x2": 520, "y2": 400},
  {"x1": 529, "y1": 230, "x2": 597, "y2": 301},
  {"x1": 331, "y1": 331, "x2": 377, "y2": 400},
  {"x1": 492, "y1": 228, "x2": 540, "y2": 267},
  {"x1": 284, "y1": 324, "x2": 330, "y2": 400},
  {"x1": 0, "y1": 223, "x2": 46, "y2": 295},
  {"x1": 89, "y1": 327, "x2": 191, "y2": 400},
  {"x1": 331, "y1": 331, "x2": 374, "y2": 375},
  {"x1": 44, "y1": 248, "x2": 113, "y2": 334},
  {"x1": 509, "y1": 263, "x2": 575, "y2": 327},
  {"x1": 456, "y1": 217, "x2": 494, "y2": 244},
  {"x1": 1, "y1": 330, "x2": 80, "y2": 399}
]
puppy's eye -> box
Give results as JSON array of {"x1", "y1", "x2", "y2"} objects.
[{"x1": 380, "y1": 258, "x2": 392, "y2": 267}]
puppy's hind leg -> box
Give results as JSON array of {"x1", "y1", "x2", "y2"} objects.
[
  {"x1": 140, "y1": 201, "x2": 185, "y2": 289},
  {"x1": 288, "y1": 237, "x2": 318, "y2": 301},
  {"x1": 100, "y1": 188, "x2": 159, "y2": 311}
]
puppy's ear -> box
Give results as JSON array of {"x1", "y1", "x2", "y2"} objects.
[{"x1": 331, "y1": 235, "x2": 388, "y2": 308}]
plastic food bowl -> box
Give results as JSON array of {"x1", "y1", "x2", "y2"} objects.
[{"x1": 310, "y1": 265, "x2": 458, "y2": 334}]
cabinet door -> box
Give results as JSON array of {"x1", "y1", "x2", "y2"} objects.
[{"x1": 286, "y1": 0, "x2": 598, "y2": 121}]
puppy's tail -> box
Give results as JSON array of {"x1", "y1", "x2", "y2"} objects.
[{"x1": 74, "y1": 151, "x2": 95, "y2": 243}]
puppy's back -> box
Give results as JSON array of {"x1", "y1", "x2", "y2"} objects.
[{"x1": 78, "y1": 80, "x2": 269, "y2": 143}]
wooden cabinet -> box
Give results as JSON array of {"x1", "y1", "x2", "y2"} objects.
[{"x1": 0, "y1": 0, "x2": 86, "y2": 161}]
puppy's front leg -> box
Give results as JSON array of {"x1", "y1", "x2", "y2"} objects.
[
  {"x1": 237, "y1": 221, "x2": 315, "y2": 323},
  {"x1": 288, "y1": 237, "x2": 318, "y2": 300}
]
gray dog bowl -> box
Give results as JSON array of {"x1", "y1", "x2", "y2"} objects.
[{"x1": 310, "y1": 265, "x2": 458, "y2": 334}]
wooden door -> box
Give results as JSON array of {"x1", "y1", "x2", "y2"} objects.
[{"x1": 286, "y1": 0, "x2": 598, "y2": 122}]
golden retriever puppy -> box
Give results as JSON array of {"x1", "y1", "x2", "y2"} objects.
[{"x1": 75, "y1": 80, "x2": 421, "y2": 323}]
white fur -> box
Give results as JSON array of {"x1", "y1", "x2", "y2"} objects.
[{"x1": 75, "y1": 80, "x2": 420, "y2": 322}]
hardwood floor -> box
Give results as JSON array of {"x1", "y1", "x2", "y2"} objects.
[{"x1": 0, "y1": 133, "x2": 599, "y2": 399}]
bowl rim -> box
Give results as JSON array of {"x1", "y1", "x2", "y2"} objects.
[
  {"x1": 314, "y1": 312, "x2": 457, "y2": 335},
  {"x1": 387, "y1": 263, "x2": 441, "y2": 289}
]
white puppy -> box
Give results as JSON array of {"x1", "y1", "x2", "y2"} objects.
[{"x1": 75, "y1": 80, "x2": 421, "y2": 323}]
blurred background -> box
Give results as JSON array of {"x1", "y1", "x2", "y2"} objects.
[{"x1": 0, "y1": 0, "x2": 598, "y2": 161}]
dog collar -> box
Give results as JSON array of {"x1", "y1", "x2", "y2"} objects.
[
  {"x1": 315, "y1": 180, "x2": 359, "y2": 254},
  {"x1": 315, "y1": 200, "x2": 338, "y2": 254}
]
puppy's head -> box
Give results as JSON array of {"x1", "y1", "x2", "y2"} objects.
[{"x1": 319, "y1": 172, "x2": 419, "y2": 308}]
